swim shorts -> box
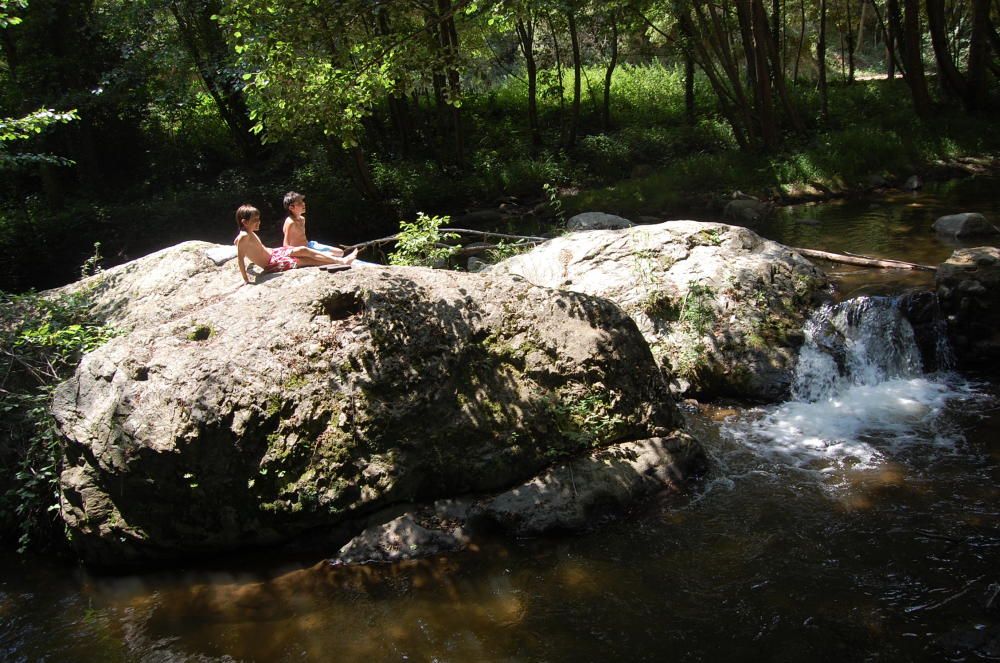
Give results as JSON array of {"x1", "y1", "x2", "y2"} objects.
[{"x1": 265, "y1": 246, "x2": 298, "y2": 273}]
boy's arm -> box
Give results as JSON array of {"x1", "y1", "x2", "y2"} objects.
[
  {"x1": 236, "y1": 236, "x2": 251, "y2": 284},
  {"x1": 282, "y1": 218, "x2": 293, "y2": 247}
]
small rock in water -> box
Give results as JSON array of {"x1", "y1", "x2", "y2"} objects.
[{"x1": 903, "y1": 175, "x2": 923, "y2": 191}]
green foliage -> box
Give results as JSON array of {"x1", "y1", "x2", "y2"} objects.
[
  {"x1": 542, "y1": 182, "x2": 565, "y2": 224},
  {"x1": 680, "y1": 284, "x2": 717, "y2": 335},
  {"x1": 485, "y1": 240, "x2": 534, "y2": 263},
  {"x1": 388, "y1": 213, "x2": 460, "y2": 267},
  {"x1": 0, "y1": 271, "x2": 118, "y2": 552},
  {"x1": 546, "y1": 388, "x2": 627, "y2": 454},
  {"x1": 0, "y1": 0, "x2": 26, "y2": 28},
  {"x1": 0, "y1": 108, "x2": 79, "y2": 169}
]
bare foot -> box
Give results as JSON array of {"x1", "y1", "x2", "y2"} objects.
[{"x1": 341, "y1": 249, "x2": 358, "y2": 265}]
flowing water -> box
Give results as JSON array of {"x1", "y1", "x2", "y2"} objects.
[{"x1": 2, "y1": 177, "x2": 999, "y2": 661}]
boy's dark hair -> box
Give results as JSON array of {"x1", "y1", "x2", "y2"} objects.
[
  {"x1": 235, "y1": 204, "x2": 259, "y2": 230},
  {"x1": 283, "y1": 191, "x2": 304, "y2": 211}
]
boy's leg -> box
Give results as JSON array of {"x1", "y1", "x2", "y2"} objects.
[
  {"x1": 290, "y1": 246, "x2": 356, "y2": 266},
  {"x1": 306, "y1": 240, "x2": 345, "y2": 257}
]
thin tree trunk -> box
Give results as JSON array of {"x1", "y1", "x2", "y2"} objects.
[
  {"x1": 376, "y1": 7, "x2": 413, "y2": 157},
  {"x1": 794, "y1": 0, "x2": 806, "y2": 82},
  {"x1": 869, "y1": 0, "x2": 905, "y2": 77},
  {"x1": 168, "y1": 0, "x2": 263, "y2": 161},
  {"x1": 515, "y1": 16, "x2": 541, "y2": 147},
  {"x1": 886, "y1": 0, "x2": 899, "y2": 78},
  {"x1": 857, "y1": 0, "x2": 867, "y2": 54},
  {"x1": 736, "y1": 0, "x2": 759, "y2": 94},
  {"x1": 846, "y1": 0, "x2": 856, "y2": 82},
  {"x1": 756, "y1": 0, "x2": 804, "y2": 133},
  {"x1": 603, "y1": 13, "x2": 618, "y2": 130},
  {"x1": 819, "y1": 0, "x2": 829, "y2": 122},
  {"x1": 965, "y1": 0, "x2": 991, "y2": 111},
  {"x1": 676, "y1": 2, "x2": 751, "y2": 148},
  {"x1": 567, "y1": 8, "x2": 582, "y2": 149},
  {"x1": 750, "y1": 0, "x2": 779, "y2": 148},
  {"x1": 695, "y1": 1, "x2": 757, "y2": 139},
  {"x1": 685, "y1": 49, "x2": 696, "y2": 124},
  {"x1": 545, "y1": 12, "x2": 566, "y2": 132}
]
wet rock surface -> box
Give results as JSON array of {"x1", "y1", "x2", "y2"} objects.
[{"x1": 936, "y1": 246, "x2": 1000, "y2": 369}]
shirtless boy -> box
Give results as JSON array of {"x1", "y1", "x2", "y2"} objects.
[
  {"x1": 234, "y1": 204, "x2": 356, "y2": 284},
  {"x1": 282, "y1": 191, "x2": 345, "y2": 255}
]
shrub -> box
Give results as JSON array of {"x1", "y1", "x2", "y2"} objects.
[
  {"x1": 388, "y1": 212, "x2": 460, "y2": 267},
  {"x1": 0, "y1": 260, "x2": 118, "y2": 552}
]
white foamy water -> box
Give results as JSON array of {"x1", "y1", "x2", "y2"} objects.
[
  {"x1": 724, "y1": 296, "x2": 976, "y2": 472},
  {"x1": 727, "y1": 376, "x2": 964, "y2": 471}
]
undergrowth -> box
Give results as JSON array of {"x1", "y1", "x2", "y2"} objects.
[{"x1": 0, "y1": 247, "x2": 118, "y2": 553}]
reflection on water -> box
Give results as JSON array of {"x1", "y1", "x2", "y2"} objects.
[
  {"x1": 757, "y1": 175, "x2": 1000, "y2": 298},
  {"x1": 3, "y1": 181, "x2": 1000, "y2": 661}
]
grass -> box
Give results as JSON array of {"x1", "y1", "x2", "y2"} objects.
[{"x1": 3, "y1": 64, "x2": 997, "y2": 292}]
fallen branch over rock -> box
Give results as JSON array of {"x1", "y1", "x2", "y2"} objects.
[
  {"x1": 792, "y1": 247, "x2": 936, "y2": 271},
  {"x1": 347, "y1": 228, "x2": 549, "y2": 252}
]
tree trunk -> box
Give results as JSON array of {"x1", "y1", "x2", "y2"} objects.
[
  {"x1": 545, "y1": 13, "x2": 566, "y2": 128},
  {"x1": 857, "y1": 0, "x2": 867, "y2": 55},
  {"x1": 926, "y1": 0, "x2": 967, "y2": 99},
  {"x1": 694, "y1": 1, "x2": 756, "y2": 140},
  {"x1": 755, "y1": 0, "x2": 803, "y2": 133},
  {"x1": 818, "y1": 0, "x2": 829, "y2": 122},
  {"x1": 772, "y1": 0, "x2": 782, "y2": 68},
  {"x1": 752, "y1": 3, "x2": 779, "y2": 149},
  {"x1": 567, "y1": 9, "x2": 582, "y2": 149},
  {"x1": 869, "y1": 0, "x2": 904, "y2": 77},
  {"x1": 885, "y1": 0, "x2": 899, "y2": 78},
  {"x1": 602, "y1": 14, "x2": 619, "y2": 130},
  {"x1": 685, "y1": 49, "x2": 696, "y2": 124},
  {"x1": 515, "y1": 16, "x2": 542, "y2": 147},
  {"x1": 846, "y1": 0, "x2": 856, "y2": 82},
  {"x1": 898, "y1": 0, "x2": 933, "y2": 116},
  {"x1": 736, "y1": 0, "x2": 759, "y2": 94},
  {"x1": 376, "y1": 7, "x2": 413, "y2": 157},
  {"x1": 794, "y1": 0, "x2": 806, "y2": 82},
  {"x1": 678, "y1": 2, "x2": 751, "y2": 148},
  {"x1": 965, "y1": 0, "x2": 991, "y2": 111},
  {"x1": 168, "y1": 0, "x2": 263, "y2": 161}
]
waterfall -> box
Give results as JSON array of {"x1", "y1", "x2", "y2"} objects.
[
  {"x1": 791, "y1": 297, "x2": 924, "y2": 402},
  {"x1": 724, "y1": 296, "x2": 976, "y2": 471}
]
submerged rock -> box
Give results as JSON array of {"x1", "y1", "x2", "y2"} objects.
[
  {"x1": 489, "y1": 221, "x2": 829, "y2": 400},
  {"x1": 52, "y1": 242, "x2": 701, "y2": 566}
]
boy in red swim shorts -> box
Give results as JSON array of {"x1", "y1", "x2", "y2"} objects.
[{"x1": 234, "y1": 204, "x2": 357, "y2": 284}]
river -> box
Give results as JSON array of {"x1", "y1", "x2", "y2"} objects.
[{"x1": 2, "y1": 175, "x2": 998, "y2": 661}]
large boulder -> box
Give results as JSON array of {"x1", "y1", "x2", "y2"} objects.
[
  {"x1": 932, "y1": 213, "x2": 998, "y2": 238},
  {"x1": 52, "y1": 242, "x2": 700, "y2": 566},
  {"x1": 489, "y1": 221, "x2": 829, "y2": 400},
  {"x1": 936, "y1": 246, "x2": 1000, "y2": 369}
]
